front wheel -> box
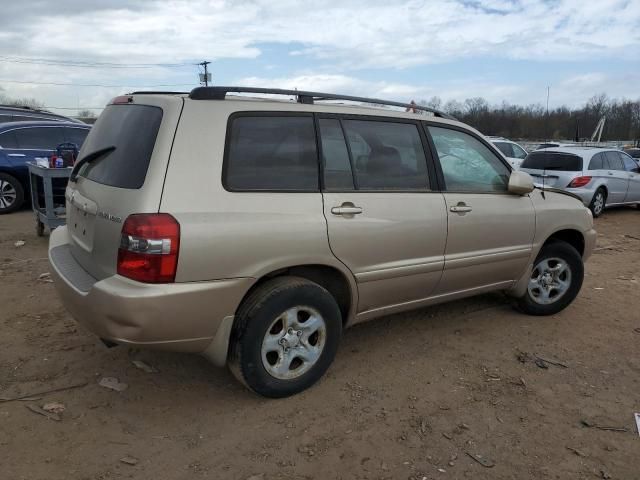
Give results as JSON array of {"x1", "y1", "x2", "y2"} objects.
[
  {"x1": 228, "y1": 277, "x2": 342, "y2": 398},
  {"x1": 516, "y1": 241, "x2": 584, "y2": 316}
]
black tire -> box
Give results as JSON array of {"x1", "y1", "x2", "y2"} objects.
[
  {"x1": 589, "y1": 187, "x2": 606, "y2": 218},
  {"x1": 516, "y1": 240, "x2": 584, "y2": 316},
  {"x1": 0, "y1": 173, "x2": 24, "y2": 214},
  {"x1": 228, "y1": 276, "x2": 342, "y2": 398}
]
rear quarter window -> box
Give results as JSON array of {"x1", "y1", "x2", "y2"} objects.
[
  {"x1": 521, "y1": 152, "x2": 582, "y2": 171},
  {"x1": 78, "y1": 105, "x2": 162, "y2": 189},
  {"x1": 224, "y1": 115, "x2": 319, "y2": 191}
]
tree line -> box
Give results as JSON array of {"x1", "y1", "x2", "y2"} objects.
[{"x1": 420, "y1": 94, "x2": 640, "y2": 142}]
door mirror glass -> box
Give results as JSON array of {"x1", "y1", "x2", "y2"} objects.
[{"x1": 508, "y1": 170, "x2": 534, "y2": 195}]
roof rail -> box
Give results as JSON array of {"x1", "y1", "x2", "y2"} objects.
[
  {"x1": 128, "y1": 91, "x2": 189, "y2": 95},
  {"x1": 188, "y1": 86, "x2": 457, "y2": 120}
]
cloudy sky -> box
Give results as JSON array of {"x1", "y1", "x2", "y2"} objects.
[{"x1": 0, "y1": 0, "x2": 638, "y2": 116}]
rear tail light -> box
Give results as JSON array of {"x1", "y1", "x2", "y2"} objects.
[
  {"x1": 117, "y1": 214, "x2": 180, "y2": 283},
  {"x1": 110, "y1": 95, "x2": 134, "y2": 105},
  {"x1": 567, "y1": 176, "x2": 592, "y2": 188}
]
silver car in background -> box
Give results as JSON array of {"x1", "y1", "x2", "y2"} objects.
[{"x1": 520, "y1": 147, "x2": 640, "y2": 217}]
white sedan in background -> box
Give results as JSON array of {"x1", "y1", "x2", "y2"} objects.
[{"x1": 487, "y1": 137, "x2": 529, "y2": 169}]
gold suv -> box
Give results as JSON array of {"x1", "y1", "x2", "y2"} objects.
[{"x1": 49, "y1": 87, "x2": 596, "y2": 397}]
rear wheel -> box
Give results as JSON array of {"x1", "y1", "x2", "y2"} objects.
[
  {"x1": 0, "y1": 173, "x2": 24, "y2": 214},
  {"x1": 589, "y1": 188, "x2": 606, "y2": 218},
  {"x1": 516, "y1": 241, "x2": 584, "y2": 316},
  {"x1": 228, "y1": 277, "x2": 342, "y2": 398}
]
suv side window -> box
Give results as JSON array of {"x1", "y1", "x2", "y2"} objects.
[
  {"x1": 428, "y1": 126, "x2": 510, "y2": 192},
  {"x1": 318, "y1": 119, "x2": 355, "y2": 190},
  {"x1": 589, "y1": 152, "x2": 605, "y2": 170},
  {"x1": 0, "y1": 130, "x2": 19, "y2": 149},
  {"x1": 65, "y1": 127, "x2": 89, "y2": 147},
  {"x1": 340, "y1": 119, "x2": 429, "y2": 190},
  {"x1": 621, "y1": 153, "x2": 639, "y2": 172},
  {"x1": 511, "y1": 143, "x2": 527, "y2": 159},
  {"x1": 494, "y1": 142, "x2": 513, "y2": 157},
  {"x1": 605, "y1": 151, "x2": 625, "y2": 171},
  {"x1": 225, "y1": 115, "x2": 319, "y2": 191},
  {"x1": 15, "y1": 127, "x2": 65, "y2": 150}
]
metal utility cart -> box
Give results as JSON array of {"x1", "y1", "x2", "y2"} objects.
[{"x1": 27, "y1": 162, "x2": 72, "y2": 236}]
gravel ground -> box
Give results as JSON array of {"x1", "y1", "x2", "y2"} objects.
[{"x1": 1, "y1": 208, "x2": 639, "y2": 480}]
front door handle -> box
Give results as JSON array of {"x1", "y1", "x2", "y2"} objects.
[
  {"x1": 450, "y1": 202, "x2": 472, "y2": 213},
  {"x1": 331, "y1": 203, "x2": 363, "y2": 216},
  {"x1": 7, "y1": 153, "x2": 26, "y2": 157},
  {"x1": 608, "y1": 171, "x2": 614, "y2": 175}
]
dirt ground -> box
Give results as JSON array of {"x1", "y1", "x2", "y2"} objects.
[{"x1": 1, "y1": 208, "x2": 639, "y2": 480}]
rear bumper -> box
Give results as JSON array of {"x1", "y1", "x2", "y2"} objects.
[
  {"x1": 48, "y1": 226, "x2": 253, "y2": 365},
  {"x1": 564, "y1": 187, "x2": 596, "y2": 207}
]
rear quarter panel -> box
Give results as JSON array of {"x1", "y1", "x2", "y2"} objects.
[{"x1": 160, "y1": 100, "x2": 357, "y2": 294}]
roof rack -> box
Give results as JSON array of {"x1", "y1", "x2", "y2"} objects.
[
  {"x1": 128, "y1": 91, "x2": 189, "y2": 95},
  {"x1": 188, "y1": 86, "x2": 457, "y2": 120}
]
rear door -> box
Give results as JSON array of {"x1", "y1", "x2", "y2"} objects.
[
  {"x1": 320, "y1": 116, "x2": 447, "y2": 315},
  {"x1": 66, "y1": 95, "x2": 183, "y2": 280},
  {"x1": 603, "y1": 151, "x2": 629, "y2": 204},
  {"x1": 426, "y1": 125, "x2": 534, "y2": 295},
  {"x1": 621, "y1": 152, "x2": 640, "y2": 202}
]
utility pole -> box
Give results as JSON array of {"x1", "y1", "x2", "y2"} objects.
[
  {"x1": 199, "y1": 61, "x2": 211, "y2": 86},
  {"x1": 545, "y1": 85, "x2": 550, "y2": 141}
]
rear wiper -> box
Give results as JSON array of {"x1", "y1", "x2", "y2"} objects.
[{"x1": 70, "y1": 145, "x2": 116, "y2": 182}]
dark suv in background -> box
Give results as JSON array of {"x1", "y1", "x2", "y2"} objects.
[
  {"x1": 0, "y1": 121, "x2": 91, "y2": 213},
  {"x1": 0, "y1": 105, "x2": 85, "y2": 124}
]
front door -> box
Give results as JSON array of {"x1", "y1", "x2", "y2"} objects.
[
  {"x1": 426, "y1": 125, "x2": 535, "y2": 296},
  {"x1": 318, "y1": 117, "x2": 447, "y2": 316}
]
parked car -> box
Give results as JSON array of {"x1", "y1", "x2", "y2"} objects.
[
  {"x1": 519, "y1": 147, "x2": 640, "y2": 217},
  {"x1": 0, "y1": 105, "x2": 85, "y2": 124},
  {"x1": 0, "y1": 121, "x2": 91, "y2": 213},
  {"x1": 487, "y1": 137, "x2": 529, "y2": 169},
  {"x1": 49, "y1": 87, "x2": 596, "y2": 398}
]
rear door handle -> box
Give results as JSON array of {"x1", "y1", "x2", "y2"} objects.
[
  {"x1": 608, "y1": 171, "x2": 614, "y2": 175},
  {"x1": 331, "y1": 204, "x2": 363, "y2": 216}
]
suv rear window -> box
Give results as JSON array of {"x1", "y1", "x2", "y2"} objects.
[
  {"x1": 521, "y1": 152, "x2": 582, "y2": 171},
  {"x1": 78, "y1": 104, "x2": 162, "y2": 189},
  {"x1": 224, "y1": 115, "x2": 318, "y2": 191}
]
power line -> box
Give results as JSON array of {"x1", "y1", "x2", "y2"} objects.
[
  {"x1": 0, "y1": 55, "x2": 195, "y2": 69},
  {"x1": 0, "y1": 78, "x2": 194, "y2": 88}
]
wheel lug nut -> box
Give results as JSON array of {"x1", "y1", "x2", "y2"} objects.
[{"x1": 297, "y1": 330, "x2": 302, "y2": 336}]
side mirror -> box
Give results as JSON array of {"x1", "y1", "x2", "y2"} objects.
[{"x1": 508, "y1": 170, "x2": 535, "y2": 195}]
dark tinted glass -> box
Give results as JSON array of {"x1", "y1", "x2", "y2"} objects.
[
  {"x1": 429, "y1": 127, "x2": 509, "y2": 192},
  {"x1": 521, "y1": 152, "x2": 582, "y2": 171},
  {"x1": 78, "y1": 105, "x2": 162, "y2": 189},
  {"x1": 605, "y1": 151, "x2": 624, "y2": 170},
  {"x1": 15, "y1": 126, "x2": 65, "y2": 149},
  {"x1": 342, "y1": 120, "x2": 428, "y2": 190},
  {"x1": 65, "y1": 127, "x2": 89, "y2": 147},
  {"x1": 225, "y1": 116, "x2": 318, "y2": 191},
  {"x1": 0, "y1": 130, "x2": 18, "y2": 148},
  {"x1": 588, "y1": 153, "x2": 605, "y2": 170},
  {"x1": 319, "y1": 119, "x2": 354, "y2": 190},
  {"x1": 621, "y1": 154, "x2": 638, "y2": 171},
  {"x1": 494, "y1": 142, "x2": 513, "y2": 157}
]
